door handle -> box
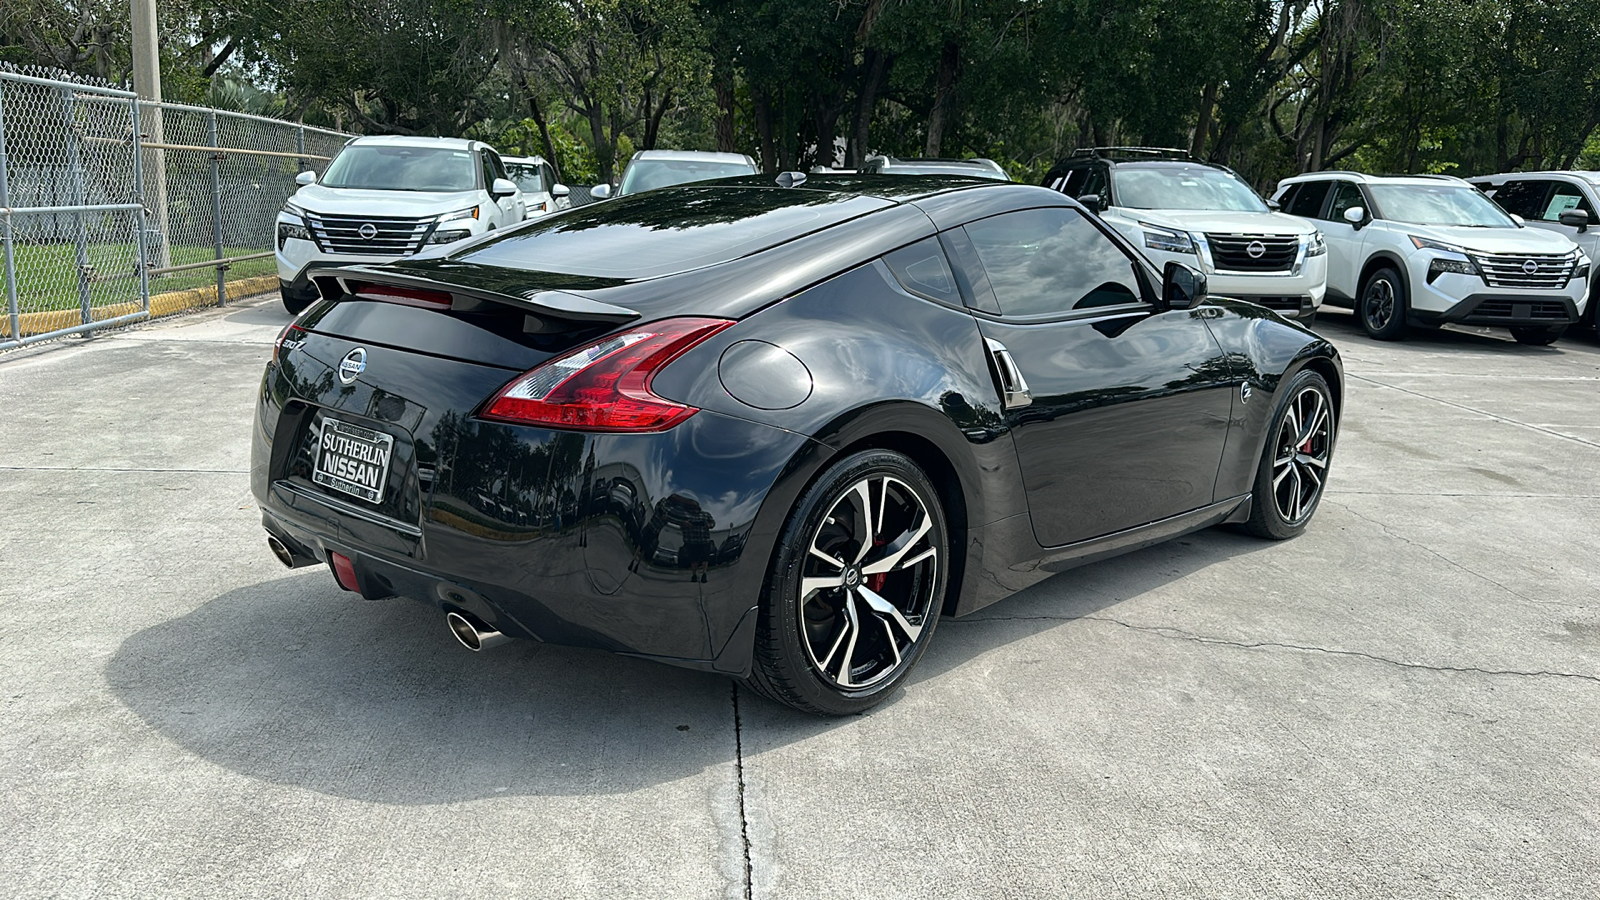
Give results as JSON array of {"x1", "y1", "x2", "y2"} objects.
[{"x1": 984, "y1": 338, "x2": 1032, "y2": 409}]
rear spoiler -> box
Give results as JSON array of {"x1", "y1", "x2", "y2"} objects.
[{"x1": 308, "y1": 264, "x2": 640, "y2": 326}]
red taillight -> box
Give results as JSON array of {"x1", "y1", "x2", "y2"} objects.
[
  {"x1": 273, "y1": 322, "x2": 306, "y2": 364},
  {"x1": 351, "y1": 282, "x2": 453, "y2": 310},
  {"x1": 329, "y1": 552, "x2": 359, "y2": 592},
  {"x1": 482, "y1": 317, "x2": 734, "y2": 432}
]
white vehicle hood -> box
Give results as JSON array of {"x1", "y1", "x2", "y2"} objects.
[
  {"x1": 1116, "y1": 208, "x2": 1317, "y2": 236},
  {"x1": 287, "y1": 184, "x2": 482, "y2": 218},
  {"x1": 1404, "y1": 224, "x2": 1580, "y2": 256}
]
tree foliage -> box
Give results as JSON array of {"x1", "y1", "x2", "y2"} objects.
[{"x1": 9, "y1": 0, "x2": 1600, "y2": 187}]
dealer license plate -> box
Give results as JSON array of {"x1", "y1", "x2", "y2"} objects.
[{"x1": 312, "y1": 418, "x2": 395, "y2": 504}]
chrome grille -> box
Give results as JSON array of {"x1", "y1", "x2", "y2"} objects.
[
  {"x1": 1205, "y1": 233, "x2": 1301, "y2": 272},
  {"x1": 1469, "y1": 252, "x2": 1575, "y2": 289},
  {"x1": 304, "y1": 213, "x2": 432, "y2": 255}
]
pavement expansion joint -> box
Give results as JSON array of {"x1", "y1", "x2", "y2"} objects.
[
  {"x1": 952, "y1": 615, "x2": 1600, "y2": 684},
  {"x1": 1349, "y1": 372, "x2": 1600, "y2": 452},
  {"x1": 731, "y1": 683, "x2": 754, "y2": 900}
]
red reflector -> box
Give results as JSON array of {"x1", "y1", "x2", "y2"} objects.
[
  {"x1": 273, "y1": 322, "x2": 306, "y2": 363},
  {"x1": 482, "y1": 317, "x2": 734, "y2": 432},
  {"x1": 329, "y1": 552, "x2": 359, "y2": 592},
  {"x1": 351, "y1": 283, "x2": 453, "y2": 310}
]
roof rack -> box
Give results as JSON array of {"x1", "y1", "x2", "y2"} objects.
[{"x1": 1069, "y1": 146, "x2": 1196, "y2": 162}]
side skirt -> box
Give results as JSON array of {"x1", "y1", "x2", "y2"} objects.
[{"x1": 952, "y1": 495, "x2": 1250, "y2": 617}]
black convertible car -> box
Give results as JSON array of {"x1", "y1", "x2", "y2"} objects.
[{"x1": 254, "y1": 175, "x2": 1342, "y2": 715}]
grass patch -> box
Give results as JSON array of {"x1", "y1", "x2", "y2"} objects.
[{"x1": 5, "y1": 243, "x2": 276, "y2": 314}]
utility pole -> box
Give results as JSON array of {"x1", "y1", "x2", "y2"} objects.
[{"x1": 131, "y1": 0, "x2": 171, "y2": 269}]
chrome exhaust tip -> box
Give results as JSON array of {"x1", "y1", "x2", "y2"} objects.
[
  {"x1": 446, "y1": 611, "x2": 509, "y2": 652},
  {"x1": 267, "y1": 535, "x2": 308, "y2": 568}
]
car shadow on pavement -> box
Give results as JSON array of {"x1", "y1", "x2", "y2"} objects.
[
  {"x1": 1314, "y1": 307, "x2": 1600, "y2": 356},
  {"x1": 105, "y1": 525, "x2": 1278, "y2": 802}
]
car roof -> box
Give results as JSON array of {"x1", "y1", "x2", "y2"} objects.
[
  {"x1": 1281, "y1": 171, "x2": 1470, "y2": 188},
  {"x1": 1468, "y1": 170, "x2": 1600, "y2": 185},
  {"x1": 348, "y1": 135, "x2": 481, "y2": 152},
  {"x1": 630, "y1": 149, "x2": 756, "y2": 166}
]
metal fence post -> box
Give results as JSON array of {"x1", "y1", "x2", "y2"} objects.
[
  {"x1": 0, "y1": 82, "x2": 19, "y2": 344},
  {"x1": 61, "y1": 86, "x2": 94, "y2": 325},
  {"x1": 130, "y1": 93, "x2": 149, "y2": 315},
  {"x1": 296, "y1": 124, "x2": 306, "y2": 171},
  {"x1": 207, "y1": 110, "x2": 225, "y2": 305}
]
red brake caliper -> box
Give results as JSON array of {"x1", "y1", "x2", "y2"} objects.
[{"x1": 866, "y1": 537, "x2": 888, "y2": 592}]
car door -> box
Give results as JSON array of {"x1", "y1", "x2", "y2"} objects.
[
  {"x1": 1526, "y1": 179, "x2": 1599, "y2": 259},
  {"x1": 1317, "y1": 180, "x2": 1370, "y2": 300},
  {"x1": 481, "y1": 151, "x2": 521, "y2": 225},
  {"x1": 947, "y1": 206, "x2": 1236, "y2": 547}
]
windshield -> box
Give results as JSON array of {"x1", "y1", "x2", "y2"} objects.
[
  {"x1": 1113, "y1": 166, "x2": 1268, "y2": 212},
  {"x1": 505, "y1": 163, "x2": 544, "y2": 193},
  {"x1": 618, "y1": 159, "x2": 757, "y2": 196},
  {"x1": 1367, "y1": 184, "x2": 1516, "y2": 227},
  {"x1": 321, "y1": 146, "x2": 477, "y2": 192}
]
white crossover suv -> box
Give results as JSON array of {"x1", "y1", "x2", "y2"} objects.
[
  {"x1": 1274, "y1": 172, "x2": 1589, "y2": 344},
  {"x1": 1043, "y1": 148, "x2": 1326, "y2": 321},
  {"x1": 276, "y1": 136, "x2": 525, "y2": 313},
  {"x1": 1467, "y1": 171, "x2": 1600, "y2": 336},
  {"x1": 590, "y1": 150, "x2": 758, "y2": 200},
  {"x1": 501, "y1": 155, "x2": 571, "y2": 220}
]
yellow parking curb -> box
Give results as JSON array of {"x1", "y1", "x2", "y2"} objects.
[{"x1": 2, "y1": 275, "x2": 279, "y2": 339}]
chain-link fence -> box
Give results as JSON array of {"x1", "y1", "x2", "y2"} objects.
[{"x1": 2, "y1": 66, "x2": 354, "y2": 350}]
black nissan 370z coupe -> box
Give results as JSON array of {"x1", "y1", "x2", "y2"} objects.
[{"x1": 253, "y1": 175, "x2": 1342, "y2": 715}]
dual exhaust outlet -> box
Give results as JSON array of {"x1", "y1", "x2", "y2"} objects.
[{"x1": 267, "y1": 536, "x2": 507, "y2": 652}]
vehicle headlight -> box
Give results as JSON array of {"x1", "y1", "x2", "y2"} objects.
[
  {"x1": 282, "y1": 200, "x2": 308, "y2": 219},
  {"x1": 1140, "y1": 223, "x2": 1196, "y2": 254},
  {"x1": 428, "y1": 228, "x2": 473, "y2": 244},
  {"x1": 1305, "y1": 232, "x2": 1326, "y2": 257},
  {"x1": 438, "y1": 206, "x2": 480, "y2": 224},
  {"x1": 277, "y1": 220, "x2": 310, "y2": 249},
  {"x1": 1409, "y1": 235, "x2": 1468, "y2": 254}
]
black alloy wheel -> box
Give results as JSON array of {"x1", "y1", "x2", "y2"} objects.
[
  {"x1": 1509, "y1": 324, "x2": 1566, "y2": 346},
  {"x1": 1241, "y1": 369, "x2": 1336, "y2": 540},
  {"x1": 1358, "y1": 266, "x2": 1408, "y2": 341},
  {"x1": 746, "y1": 450, "x2": 947, "y2": 715}
]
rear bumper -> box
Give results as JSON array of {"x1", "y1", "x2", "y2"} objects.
[{"x1": 252, "y1": 345, "x2": 823, "y2": 675}]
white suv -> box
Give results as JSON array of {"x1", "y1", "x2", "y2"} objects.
[
  {"x1": 1467, "y1": 171, "x2": 1600, "y2": 336},
  {"x1": 1274, "y1": 172, "x2": 1589, "y2": 344},
  {"x1": 590, "y1": 150, "x2": 758, "y2": 199},
  {"x1": 501, "y1": 155, "x2": 571, "y2": 220},
  {"x1": 1043, "y1": 149, "x2": 1326, "y2": 321},
  {"x1": 276, "y1": 136, "x2": 525, "y2": 313}
]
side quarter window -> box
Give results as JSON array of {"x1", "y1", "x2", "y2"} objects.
[
  {"x1": 962, "y1": 207, "x2": 1144, "y2": 318},
  {"x1": 883, "y1": 237, "x2": 961, "y2": 307}
]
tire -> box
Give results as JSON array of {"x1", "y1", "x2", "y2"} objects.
[
  {"x1": 1509, "y1": 324, "x2": 1565, "y2": 346},
  {"x1": 1240, "y1": 369, "x2": 1337, "y2": 540},
  {"x1": 1358, "y1": 266, "x2": 1408, "y2": 341},
  {"x1": 281, "y1": 286, "x2": 312, "y2": 315},
  {"x1": 744, "y1": 450, "x2": 948, "y2": 716}
]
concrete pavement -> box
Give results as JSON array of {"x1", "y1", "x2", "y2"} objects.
[{"x1": 0, "y1": 300, "x2": 1596, "y2": 898}]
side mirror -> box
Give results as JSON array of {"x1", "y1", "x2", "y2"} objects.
[
  {"x1": 294, "y1": 171, "x2": 317, "y2": 186},
  {"x1": 1343, "y1": 206, "x2": 1367, "y2": 228},
  {"x1": 1559, "y1": 208, "x2": 1592, "y2": 232},
  {"x1": 490, "y1": 177, "x2": 518, "y2": 199},
  {"x1": 590, "y1": 183, "x2": 613, "y2": 200},
  {"x1": 1162, "y1": 262, "x2": 1208, "y2": 311},
  {"x1": 1510, "y1": 213, "x2": 1526, "y2": 226},
  {"x1": 551, "y1": 184, "x2": 570, "y2": 198},
  {"x1": 1079, "y1": 193, "x2": 1108, "y2": 213},
  {"x1": 1266, "y1": 198, "x2": 1282, "y2": 211}
]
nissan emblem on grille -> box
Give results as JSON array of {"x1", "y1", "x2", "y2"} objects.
[
  {"x1": 358, "y1": 223, "x2": 379, "y2": 240},
  {"x1": 338, "y1": 348, "x2": 368, "y2": 385},
  {"x1": 1522, "y1": 259, "x2": 1538, "y2": 275},
  {"x1": 1247, "y1": 240, "x2": 1267, "y2": 259}
]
